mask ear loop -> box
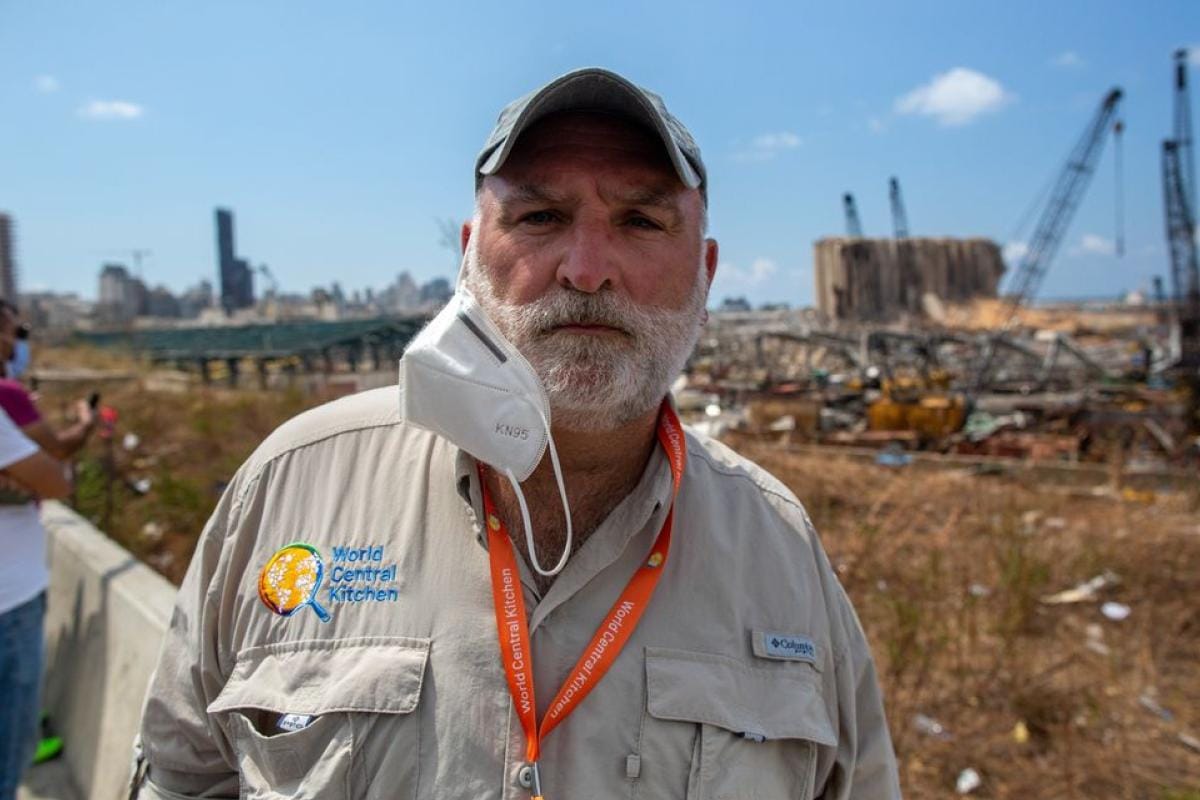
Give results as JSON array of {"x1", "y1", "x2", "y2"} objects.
[{"x1": 502, "y1": 412, "x2": 572, "y2": 577}]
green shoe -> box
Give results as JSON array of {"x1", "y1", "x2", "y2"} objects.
[{"x1": 33, "y1": 735, "x2": 63, "y2": 764}]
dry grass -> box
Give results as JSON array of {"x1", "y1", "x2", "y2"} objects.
[
  {"x1": 28, "y1": 346, "x2": 1200, "y2": 796},
  {"x1": 740, "y1": 443, "x2": 1200, "y2": 799}
]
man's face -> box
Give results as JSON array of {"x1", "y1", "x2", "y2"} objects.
[{"x1": 465, "y1": 111, "x2": 718, "y2": 431}]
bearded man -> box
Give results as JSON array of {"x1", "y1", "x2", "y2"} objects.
[{"x1": 135, "y1": 68, "x2": 901, "y2": 800}]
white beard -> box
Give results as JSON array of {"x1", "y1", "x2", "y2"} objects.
[{"x1": 461, "y1": 243, "x2": 708, "y2": 432}]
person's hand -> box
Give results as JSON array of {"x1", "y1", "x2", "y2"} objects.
[{"x1": 75, "y1": 398, "x2": 96, "y2": 429}]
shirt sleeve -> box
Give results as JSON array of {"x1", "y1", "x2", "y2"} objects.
[
  {"x1": 0, "y1": 380, "x2": 41, "y2": 428},
  {"x1": 0, "y1": 407, "x2": 39, "y2": 470},
  {"x1": 134, "y1": 468, "x2": 259, "y2": 799}
]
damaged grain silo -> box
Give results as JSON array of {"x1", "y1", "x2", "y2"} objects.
[{"x1": 813, "y1": 237, "x2": 1005, "y2": 322}]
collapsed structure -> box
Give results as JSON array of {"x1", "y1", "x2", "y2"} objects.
[{"x1": 813, "y1": 237, "x2": 1005, "y2": 322}]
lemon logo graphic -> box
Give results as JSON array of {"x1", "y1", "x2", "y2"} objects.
[
  {"x1": 258, "y1": 543, "x2": 332, "y2": 622},
  {"x1": 646, "y1": 552, "x2": 664, "y2": 568}
]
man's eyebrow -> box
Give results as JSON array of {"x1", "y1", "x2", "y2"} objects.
[
  {"x1": 610, "y1": 186, "x2": 683, "y2": 210},
  {"x1": 502, "y1": 184, "x2": 570, "y2": 206}
]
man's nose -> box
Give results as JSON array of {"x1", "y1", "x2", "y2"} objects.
[{"x1": 556, "y1": 221, "x2": 618, "y2": 294}]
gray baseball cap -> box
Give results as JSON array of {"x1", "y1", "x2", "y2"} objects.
[{"x1": 475, "y1": 67, "x2": 706, "y2": 198}]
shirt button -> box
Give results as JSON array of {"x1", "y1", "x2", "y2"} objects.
[{"x1": 518, "y1": 765, "x2": 534, "y2": 788}]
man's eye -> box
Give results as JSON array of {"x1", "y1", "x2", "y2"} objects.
[
  {"x1": 520, "y1": 210, "x2": 560, "y2": 225},
  {"x1": 626, "y1": 215, "x2": 663, "y2": 231}
]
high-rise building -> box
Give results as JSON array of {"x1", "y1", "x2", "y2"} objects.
[
  {"x1": 98, "y1": 263, "x2": 145, "y2": 322},
  {"x1": 215, "y1": 208, "x2": 255, "y2": 313},
  {"x1": 0, "y1": 213, "x2": 18, "y2": 303}
]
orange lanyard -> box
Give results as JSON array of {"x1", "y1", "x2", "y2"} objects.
[{"x1": 479, "y1": 401, "x2": 687, "y2": 800}]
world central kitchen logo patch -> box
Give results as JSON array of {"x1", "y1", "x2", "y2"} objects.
[{"x1": 257, "y1": 542, "x2": 399, "y2": 622}]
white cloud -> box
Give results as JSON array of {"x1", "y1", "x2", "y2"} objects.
[
  {"x1": 78, "y1": 99, "x2": 144, "y2": 120},
  {"x1": 34, "y1": 75, "x2": 60, "y2": 93},
  {"x1": 894, "y1": 67, "x2": 1014, "y2": 126},
  {"x1": 1003, "y1": 241, "x2": 1029, "y2": 264},
  {"x1": 717, "y1": 257, "x2": 779, "y2": 286},
  {"x1": 1069, "y1": 233, "x2": 1116, "y2": 257},
  {"x1": 867, "y1": 116, "x2": 886, "y2": 134},
  {"x1": 734, "y1": 131, "x2": 802, "y2": 162},
  {"x1": 1051, "y1": 51, "x2": 1085, "y2": 69}
]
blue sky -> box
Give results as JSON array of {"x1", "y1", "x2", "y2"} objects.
[{"x1": 1, "y1": 1, "x2": 1196, "y2": 307}]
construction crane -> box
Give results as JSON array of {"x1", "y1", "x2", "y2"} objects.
[
  {"x1": 256, "y1": 264, "x2": 279, "y2": 297},
  {"x1": 1162, "y1": 49, "x2": 1200, "y2": 375},
  {"x1": 1000, "y1": 88, "x2": 1123, "y2": 322},
  {"x1": 889, "y1": 176, "x2": 920, "y2": 312},
  {"x1": 971, "y1": 87, "x2": 1123, "y2": 391},
  {"x1": 888, "y1": 177, "x2": 909, "y2": 239},
  {"x1": 843, "y1": 193, "x2": 863, "y2": 237}
]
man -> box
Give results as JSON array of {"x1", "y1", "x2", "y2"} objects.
[
  {"x1": 0, "y1": 408, "x2": 71, "y2": 800},
  {"x1": 135, "y1": 68, "x2": 901, "y2": 799}
]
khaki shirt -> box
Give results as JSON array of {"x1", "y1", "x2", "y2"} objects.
[{"x1": 135, "y1": 385, "x2": 901, "y2": 799}]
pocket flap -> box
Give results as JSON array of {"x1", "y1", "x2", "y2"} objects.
[
  {"x1": 645, "y1": 647, "x2": 836, "y2": 746},
  {"x1": 208, "y1": 636, "x2": 430, "y2": 716}
]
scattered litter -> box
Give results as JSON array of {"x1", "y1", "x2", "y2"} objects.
[
  {"x1": 1041, "y1": 571, "x2": 1119, "y2": 605},
  {"x1": 1043, "y1": 517, "x2": 1068, "y2": 531},
  {"x1": 876, "y1": 579, "x2": 889, "y2": 593},
  {"x1": 1138, "y1": 691, "x2": 1173, "y2": 721},
  {"x1": 913, "y1": 713, "x2": 951, "y2": 740},
  {"x1": 955, "y1": 767, "x2": 982, "y2": 794},
  {"x1": 968, "y1": 583, "x2": 991, "y2": 598},
  {"x1": 1084, "y1": 624, "x2": 1110, "y2": 656},
  {"x1": 1179, "y1": 732, "x2": 1200, "y2": 753},
  {"x1": 875, "y1": 449, "x2": 912, "y2": 468},
  {"x1": 140, "y1": 521, "x2": 163, "y2": 544},
  {"x1": 704, "y1": 403, "x2": 722, "y2": 418},
  {"x1": 1012, "y1": 720, "x2": 1030, "y2": 744},
  {"x1": 1101, "y1": 601, "x2": 1131, "y2": 621},
  {"x1": 131, "y1": 478, "x2": 153, "y2": 495},
  {"x1": 767, "y1": 415, "x2": 796, "y2": 432},
  {"x1": 122, "y1": 432, "x2": 141, "y2": 451}
]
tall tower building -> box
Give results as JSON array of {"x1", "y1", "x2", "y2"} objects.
[
  {"x1": 0, "y1": 213, "x2": 18, "y2": 303},
  {"x1": 215, "y1": 207, "x2": 255, "y2": 313}
]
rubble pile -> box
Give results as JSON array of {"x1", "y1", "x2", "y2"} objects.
[{"x1": 682, "y1": 303, "x2": 1198, "y2": 473}]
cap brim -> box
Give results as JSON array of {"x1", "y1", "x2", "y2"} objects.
[{"x1": 478, "y1": 68, "x2": 702, "y2": 190}]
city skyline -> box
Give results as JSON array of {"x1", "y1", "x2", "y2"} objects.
[{"x1": 2, "y1": 1, "x2": 1196, "y2": 306}]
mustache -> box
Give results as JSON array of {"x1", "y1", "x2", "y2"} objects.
[{"x1": 518, "y1": 292, "x2": 640, "y2": 336}]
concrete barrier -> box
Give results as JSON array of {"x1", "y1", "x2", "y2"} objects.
[{"x1": 39, "y1": 502, "x2": 177, "y2": 800}]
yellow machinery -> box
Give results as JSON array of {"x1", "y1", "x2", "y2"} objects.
[{"x1": 866, "y1": 372, "x2": 966, "y2": 441}]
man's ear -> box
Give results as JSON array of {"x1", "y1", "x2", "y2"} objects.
[
  {"x1": 460, "y1": 221, "x2": 473, "y2": 254},
  {"x1": 704, "y1": 238, "x2": 719, "y2": 286}
]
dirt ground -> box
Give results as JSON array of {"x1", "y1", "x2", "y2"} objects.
[{"x1": 29, "y1": 347, "x2": 1200, "y2": 799}]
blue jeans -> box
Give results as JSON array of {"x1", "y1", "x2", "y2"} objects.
[{"x1": 0, "y1": 593, "x2": 45, "y2": 800}]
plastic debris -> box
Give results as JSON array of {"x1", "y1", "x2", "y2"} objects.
[
  {"x1": 968, "y1": 583, "x2": 991, "y2": 598},
  {"x1": 141, "y1": 521, "x2": 164, "y2": 544},
  {"x1": 1101, "y1": 601, "x2": 1131, "y2": 621},
  {"x1": 955, "y1": 767, "x2": 982, "y2": 794},
  {"x1": 132, "y1": 478, "x2": 153, "y2": 495},
  {"x1": 1137, "y1": 691, "x2": 1173, "y2": 721},
  {"x1": 1041, "y1": 571, "x2": 1120, "y2": 605},
  {"x1": 913, "y1": 714, "x2": 951, "y2": 740},
  {"x1": 767, "y1": 415, "x2": 796, "y2": 432},
  {"x1": 704, "y1": 403, "x2": 721, "y2": 418},
  {"x1": 123, "y1": 432, "x2": 141, "y2": 451},
  {"x1": 1179, "y1": 732, "x2": 1200, "y2": 753},
  {"x1": 1084, "y1": 623, "x2": 1110, "y2": 656},
  {"x1": 1013, "y1": 720, "x2": 1030, "y2": 744},
  {"x1": 875, "y1": 449, "x2": 913, "y2": 468}
]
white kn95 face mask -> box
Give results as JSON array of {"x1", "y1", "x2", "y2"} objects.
[{"x1": 399, "y1": 289, "x2": 574, "y2": 577}]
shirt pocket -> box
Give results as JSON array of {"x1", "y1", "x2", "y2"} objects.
[
  {"x1": 208, "y1": 635, "x2": 430, "y2": 800},
  {"x1": 643, "y1": 647, "x2": 837, "y2": 800}
]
